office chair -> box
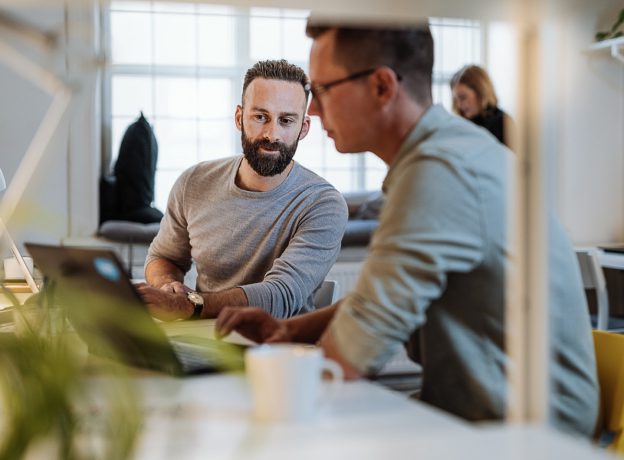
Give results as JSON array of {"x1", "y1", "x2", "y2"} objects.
[
  {"x1": 576, "y1": 249, "x2": 610, "y2": 330},
  {"x1": 313, "y1": 280, "x2": 338, "y2": 308},
  {"x1": 592, "y1": 330, "x2": 624, "y2": 454}
]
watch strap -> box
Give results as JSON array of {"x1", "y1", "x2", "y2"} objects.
[
  {"x1": 187, "y1": 292, "x2": 204, "y2": 320},
  {"x1": 190, "y1": 302, "x2": 203, "y2": 320}
]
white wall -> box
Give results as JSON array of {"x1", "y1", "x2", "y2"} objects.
[
  {"x1": 1, "y1": 0, "x2": 622, "y2": 248},
  {"x1": 556, "y1": 1, "x2": 624, "y2": 245},
  {"x1": 0, "y1": 3, "x2": 100, "y2": 254},
  {"x1": 0, "y1": 7, "x2": 69, "y2": 252}
]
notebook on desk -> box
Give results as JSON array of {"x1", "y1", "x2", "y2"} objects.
[{"x1": 24, "y1": 243, "x2": 246, "y2": 376}]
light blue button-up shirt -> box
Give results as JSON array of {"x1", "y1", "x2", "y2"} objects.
[{"x1": 329, "y1": 104, "x2": 598, "y2": 436}]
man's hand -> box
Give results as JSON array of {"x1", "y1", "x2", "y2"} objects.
[
  {"x1": 215, "y1": 307, "x2": 292, "y2": 344},
  {"x1": 159, "y1": 281, "x2": 192, "y2": 294},
  {"x1": 135, "y1": 283, "x2": 193, "y2": 321}
]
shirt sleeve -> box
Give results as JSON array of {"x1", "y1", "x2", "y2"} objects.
[
  {"x1": 144, "y1": 169, "x2": 193, "y2": 274},
  {"x1": 241, "y1": 188, "x2": 348, "y2": 318},
  {"x1": 328, "y1": 155, "x2": 485, "y2": 373}
]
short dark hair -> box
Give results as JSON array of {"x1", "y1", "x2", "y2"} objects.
[
  {"x1": 305, "y1": 22, "x2": 434, "y2": 104},
  {"x1": 242, "y1": 59, "x2": 310, "y2": 104}
]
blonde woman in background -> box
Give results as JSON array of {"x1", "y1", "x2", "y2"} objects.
[{"x1": 450, "y1": 65, "x2": 512, "y2": 147}]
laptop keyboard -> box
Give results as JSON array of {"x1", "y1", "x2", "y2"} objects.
[
  {"x1": 171, "y1": 342, "x2": 220, "y2": 372},
  {"x1": 170, "y1": 336, "x2": 246, "y2": 374}
]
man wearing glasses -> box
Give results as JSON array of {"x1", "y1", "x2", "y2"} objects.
[
  {"x1": 138, "y1": 59, "x2": 348, "y2": 321},
  {"x1": 216, "y1": 23, "x2": 598, "y2": 436}
]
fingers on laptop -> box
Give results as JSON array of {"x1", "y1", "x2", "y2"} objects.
[{"x1": 216, "y1": 307, "x2": 275, "y2": 343}]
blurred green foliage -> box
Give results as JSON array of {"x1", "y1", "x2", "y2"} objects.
[
  {"x1": 596, "y1": 8, "x2": 624, "y2": 42},
  {"x1": 0, "y1": 283, "x2": 141, "y2": 459}
]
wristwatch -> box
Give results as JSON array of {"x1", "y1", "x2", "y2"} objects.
[{"x1": 186, "y1": 291, "x2": 204, "y2": 320}]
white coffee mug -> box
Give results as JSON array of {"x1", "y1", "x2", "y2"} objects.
[
  {"x1": 3, "y1": 256, "x2": 34, "y2": 280},
  {"x1": 245, "y1": 343, "x2": 343, "y2": 423}
]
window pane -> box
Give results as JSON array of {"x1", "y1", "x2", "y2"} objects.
[
  {"x1": 431, "y1": 25, "x2": 443, "y2": 76},
  {"x1": 197, "y1": 4, "x2": 236, "y2": 15},
  {"x1": 250, "y1": 17, "x2": 281, "y2": 60},
  {"x1": 198, "y1": 79, "x2": 233, "y2": 119},
  {"x1": 440, "y1": 25, "x2": 479, "y2": 74},
  {"x1": 111, "y1": 1, "x2": 151, "y2": 12},
  {"x1": 282, "y1": 18, "x2": 311, "y2": 63},
  {"x1": 109, "y1": 8, "x2": 482, "y2": 198},
  {"x1": 154, "y1": 13, "x2": 197, "y2": 66},
  {"x1": 283, "y1": 9, "x2": 309, "y2": 19},
  {"x1": 155, "y1": 170, "x2": 182, "y2": 212},
  {"x1": 250, "y1": 7, "x2": 281, "y2": 17},
  {"x1": 153, "y1": 119, "x2": 198, "y2": 170},
  {"x1": 112, "y1": 75, "x2": 153, "y2": 117},
  {"x1": 295, "y1": 118, "x2": 325, "y2": 170},
  {"x1": 440, "y1": 83, "x2": 453, "y2": 111},
  {"x1": 364, "y1": 154, "x2": 387, "y2": 190},
  {"x1": 153, "y1": 2, "x2": 195, "y2": 13},
  {"x1": 323, "y1": 137, "x2": 352, "y2": 169},
  {"x1": 111, "y1": 12, "x2": 152, "y2": 64},
  {"x1": 154, "y1": 77, "x2": 197, "y2": 118},
  {"x1": 325, "y1": 169, "x2": 356, "y2": 192},
  {"x1": 198, "y1": 15, "x2": 236, "y2": 67},
  {"x1": 198, "y1": 119, "x2": 235, "y2": 161}
]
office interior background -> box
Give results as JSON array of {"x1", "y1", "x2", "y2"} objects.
[{"x1": 0, "y1": 0, "x2": 622, "y2": 252}]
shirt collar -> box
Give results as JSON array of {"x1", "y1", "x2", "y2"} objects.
[{"x1": 382, "y1": 104, "x2": 447, "y2": 192}]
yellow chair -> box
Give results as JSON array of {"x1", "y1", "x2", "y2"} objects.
[{"x1": 593, "y1": 330, "x2": 624, "y2": 453}]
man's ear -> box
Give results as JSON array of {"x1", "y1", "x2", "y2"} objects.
[
  {"x1": 372, "y1": 67, "x2": 400, "y2": 106},
  {"x1": 235, "y1": 105, "x2": 243, "y2": 131},
  {"x1": 298, "y1": 115, "x2": 311, "y2": 140}
]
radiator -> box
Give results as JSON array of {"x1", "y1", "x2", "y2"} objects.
[{"x1": 326, "y1": 262, "x2": 364, "y2": 299}]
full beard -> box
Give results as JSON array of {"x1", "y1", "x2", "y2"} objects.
[{"x1": 241, "y1": 124, "x2": 299, "y2": 177}]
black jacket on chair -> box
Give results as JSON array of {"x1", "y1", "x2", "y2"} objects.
[{"x1": 104, "y1": 112, "x2": 163, "y2": 224}]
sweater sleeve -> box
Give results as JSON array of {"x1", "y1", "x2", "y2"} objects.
[
  {"x1": 241, "y1": 188, "x2": 348, "y2": 318},
  {"x1": 144, "y1": 168, "x2": 193, "y2": 274}
]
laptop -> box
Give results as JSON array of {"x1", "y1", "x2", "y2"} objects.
[{"x1": 24, "y1": 243, "x2": 246, "y2": 376}]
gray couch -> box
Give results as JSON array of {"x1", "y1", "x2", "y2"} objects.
[
  {"x1": 337, "y1": 191, "x2": 383, "y2": 262},
  {"x1": 341, "y1": 191, "x2": 383, "y2": 246}
]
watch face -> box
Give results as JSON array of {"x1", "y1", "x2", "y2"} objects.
[{"x1": 188, "y1": 292, "x2": 204, "y2": 305}]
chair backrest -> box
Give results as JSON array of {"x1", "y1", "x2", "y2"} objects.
[
  {"x1": 313, "y1": 280, "x2": 338, "y2": 308},
  {"x1": 576, "y1": 249, "x2": 609, "y2": 330},
  {"x1": 593, "y1": 330, "x2": 624, "y2": 453}
]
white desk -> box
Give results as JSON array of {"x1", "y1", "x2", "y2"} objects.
[
  {"x1": 576, "y1": 246, "x2": 624, "y2": 270},
  {"x1": 122, "y1": 374, "x2": 469, "y2": 459},
  {"x1": 0, "y1": 316, "x2": 614, "y2": 459},
  {"x1": 597, "y1": 249, "x2": 624, "y2": 270},
  {"x1": 74, "y1": 372, "x2": 616, "y2": 460}
]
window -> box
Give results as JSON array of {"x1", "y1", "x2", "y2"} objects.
[{"x1": 106, "y1": 3, "x2": 482, "y2": 210}]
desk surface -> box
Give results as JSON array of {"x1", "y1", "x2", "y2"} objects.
[
  {"x1": 123, "y1": 373, "x2": 469, "y2": 459},
  {"x1": 597, "y1": 249, "x2": 624, "y2": 270},
  {"x1": 0, "y1": 316, "x2": 613, "y2": 459},
  {"x1": 77, "y1": 372, "x2": 615, "y2": 460},
  {"x1": 133, "y1": 320, "x2": 616, "y2": 459},
  {"x1": 576, "y1": 246, "x2": 624, "y2": 270}
]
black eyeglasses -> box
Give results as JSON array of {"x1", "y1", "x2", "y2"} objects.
[
  {"x1": 308, "y1": 67, "x2": 403, "y2": 102},
  {"x1": 309, "y1": 68, "x2": 376, "y2": 99}
]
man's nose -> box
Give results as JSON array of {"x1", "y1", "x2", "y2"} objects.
[
  {"x1": 262, "y1": 121, "x2": 281, "y2": 143},
  {"x1": 308, "y1": 97, "x2": 321, "y2": 116}
]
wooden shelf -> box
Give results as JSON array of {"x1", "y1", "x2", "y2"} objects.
[{"x1": 588, "y1": 36, "x2": 624, "y2": 63}]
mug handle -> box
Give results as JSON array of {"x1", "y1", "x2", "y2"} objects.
[{"x1": 321, "y1": 358, "x2": 343, "y2": 403}]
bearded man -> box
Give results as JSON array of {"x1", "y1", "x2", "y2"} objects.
[{"x1": 138, "y1": 59, "x2": 348, "y2": 320}]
